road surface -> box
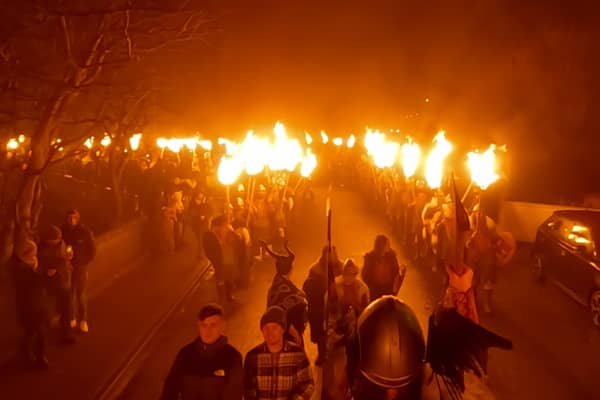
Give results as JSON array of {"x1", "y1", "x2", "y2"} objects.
[
  {"x1": 1, "y1": 187, "x2": 599, "y2": 399},
  {"x1": 117, "y1": 187, "x2": 600, "y2": 400}
]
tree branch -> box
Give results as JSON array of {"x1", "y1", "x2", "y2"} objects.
[
  {"x1": 124, "y1": 9, "x2": 132, "y2": 59},
  {"x1": 59, "y1": 15, "x2": 78, "y2": 68}
]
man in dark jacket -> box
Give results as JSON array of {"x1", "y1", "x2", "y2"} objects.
[
  {"x1": 361, "y1": 235, "x2": 405, "y2": 301},
  {"x1": 202, "y1": 215, "x2": 245, "y2": 302},
  {"x1": 302, "y1": 246, "x2": 342, "y2": 365},
  {"x1": 61, "y1": 209, "x2": 96, "y2": 333},
  {"x1": 11, "y1": 238, "x2": 49, "y2": 369},
  {"x1": 160, "y1": 304, "x2": 243, "y2": 400}
]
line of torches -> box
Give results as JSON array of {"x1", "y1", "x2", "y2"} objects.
[{"x1": 2, "y1": 123, "x2": 505, "y2": 206}]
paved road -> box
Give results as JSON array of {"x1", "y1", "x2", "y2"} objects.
[
  {"x1": 2, "y1": 188, "x2": 599, "y2": 399},
  {"x1": 119, "y1": 187, "x2": 600, "y2": 400}
]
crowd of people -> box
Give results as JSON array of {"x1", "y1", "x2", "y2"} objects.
[
  {"x1": 155, "y1": 149, "x2": 513, "y2": 400},
  {"x1": 9, "y1": 144, "x2": 513, "y2": 400},
  {"x1": 11, "y1": 210, "x2": 96, "y2": 369}
]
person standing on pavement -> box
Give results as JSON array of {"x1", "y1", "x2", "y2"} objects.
[
  {"x1": 189, "y1": 189, "x2": 212, "y2": 262},
  {"x1": 244, "y1": 306, "x2": 314, "y2": 400},
  {"x1": 11, "y1": 237, "x2": 49, "y2": 369},
  {"x1": 361, "y1": 235, "x2": 405, "y2": 301},
  {"x1": 61, "y1": 209, "x2": 96, "y2": 334},
  {"x1": 202, "y1": 215, "x2": 245, "y2": 302},
  {"x1": 38, "y1": 225, "x2": 76, "y2": 344},
  {"x1": 302, "y1": 245, "x2": 343, "y2": 365},
  {"x1": 160, "y1": 304, "x2": 244, "y2": 400}
]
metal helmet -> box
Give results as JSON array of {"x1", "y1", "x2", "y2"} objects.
[{"x1": 357, "y1": 296, "x2": 425, "y2": 389}]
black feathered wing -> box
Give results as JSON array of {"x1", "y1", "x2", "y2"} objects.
[{"x1": 425, "y1": 308, "x2": 513, "y2": 398}]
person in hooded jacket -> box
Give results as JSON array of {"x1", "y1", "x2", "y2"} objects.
[
  {"x1": 361, "y1": 235, "x2": 405, "y2": 301},
  {"x1": 61, "y1": 209, "x2": 95, "y2": 333},
  {"x1": 302, "y1": 245, "x2": 343, "y2": 365},
  {"x1": 38, "y1": 225, "x2": 76, "y2": 344},
  {"x1": 160, "y1": 304, "x2": 243, "y2": 400},
  {"x1": 11, "y1": 237, "x2": 49, "y2": 369}
]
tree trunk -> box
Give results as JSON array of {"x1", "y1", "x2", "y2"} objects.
[
  {"x1": 111, "y1": 171, "x2": 124, "y2": 228},
  {"x1": 109, "y1": 147, "x2": 129, "y2": 228}
]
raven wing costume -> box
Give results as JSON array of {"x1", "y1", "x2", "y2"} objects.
[{"x1": 348, "y1": 296, "x2": 512, "y2": 400}]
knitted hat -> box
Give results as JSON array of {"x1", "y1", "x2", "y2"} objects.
[{"x1": 260, "y1": 306, "x2": 287, "y2": 330}]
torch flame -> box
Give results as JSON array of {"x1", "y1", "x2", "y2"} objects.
[
  {"x1": 320, "y1": 130, "x2": 329, "y2": 144},
  {"x1": 198, "y1": 139, "x2": 212, "y2": 151},
  {"x1": 218, "y1": 137, "x2": 239, "y2": 155},
  {"x1": 6, "y1": 138, "x2": 19, "y2": 150},
  {"x1": 268, "y1": 124, "x2": 303, "y2": 172},
  {"x1": 84, "y1": 137, "x2": 94, "y2": 149},
  {"x1": 467, "y1": 144, "x2": 504, "y2": 190},
  {"x1": 129, "y1": 133, "x2": 142, "y2": 151},
  {"x1": 300, "y1": 149, "x2": 317, "y2": 177},
  {"x1": 17, "y1": 134, "x2": 25, "y2": 143},
  {"x1": 217, "y1": 156, "x2": 244, "y2": 186},
  {"x1": 347, "y1": 134, "x2": 356, "y2": 148},
  {"x1": 333, "y1": 137, "x2": 343, "y2": 147},
  {"x1": 425, "y1": 131, "x2": 452, "y2": 189},
  {"x1": 364, "y1": 129, "x2": 398, "y2": 168},
  {"x1": 401, "y1": 139, "x2": 420, "y2": 178},
  {"x1": 100, "y1": 135, "x2": 112, "y2": 147},
  {"x1": 305, "y1": 132, "x2": 313, "y2": 145},
  {"x1": 241, "y1": 131, "x2": 268, "y2": 176}
]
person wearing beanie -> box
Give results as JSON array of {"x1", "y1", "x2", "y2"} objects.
[
  {"x1": 160, "y1": 304, "x2": 243, "y2": 400},
  {"x1": 38, "y1": 224, "x2": 76, "y2": 345},
  {"x1": 244, "y1": 306, "x2": 314, "y2": 400},
  {"x1": 61, "y1": 209, "x2": 96, "y2": 333},
  {"x1": 11, "y1": 237, "x2": 49, "y2": 369}
]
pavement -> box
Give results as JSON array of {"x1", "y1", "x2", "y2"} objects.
[{"x1": 1, "y1": 187, "x2": 599, "y2": 399}]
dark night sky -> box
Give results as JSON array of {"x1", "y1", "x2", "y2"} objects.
[{"x1": 154, "y1": 0, "x2": 600, "y2": 200}]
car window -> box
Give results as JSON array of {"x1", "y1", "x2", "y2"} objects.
[
  {"x1": 563, "y1": 220, "x2": 595, "y2": 256},
  {"x1": 545, "y1": 216, "x2": 563, "y2": 240}
]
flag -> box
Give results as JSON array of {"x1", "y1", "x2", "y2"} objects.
[{"x1": 450, "y1": 173, "x2": 471, "y2": 265}]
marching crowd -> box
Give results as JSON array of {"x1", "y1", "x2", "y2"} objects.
[{"x1": 9, "y1": 146, "x2": 512, "y2": 400}]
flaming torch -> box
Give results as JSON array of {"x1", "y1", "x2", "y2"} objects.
[
  {"x1": 464, "y1": 144, "x2": 505, "y2": 202},
  {"x1": 401, "y1": 139, "x2": 420, "y2": 179},
  {"x1": 241, "y1": 131, "x2": 268, "y2": 219},
  {"x1": 294, "y1": 148, "x2": 318, "y2": 193},
  {"x1": 218, "y1": 155, "x2": 244, "y2": 207},
  {"x1": 424, "y1": 131, "x2": 452, "y2": 190},
  {"x1": 346, "y1": 134, "x2": 356, "y2": 149},
  {"x1": 129, "y1": 133, "x2": 142, "y2": 151},
  {"x1": 401, "y1": 138, "x2": 421, "y2": 199}
]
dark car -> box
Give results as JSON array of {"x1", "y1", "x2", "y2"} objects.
[{"x1": 532, "y1": 210, "x2": 600, "y2": 328}]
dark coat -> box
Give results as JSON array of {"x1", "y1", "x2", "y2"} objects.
[
  {"x1": 38, "y1": 240, "x2": 72, "y2": 290},
  {"x1": 361, "y1": 250, "x2": 402, "y2": 300},
  {"x1": 61, "y1": 224, "x2": 96, "y2": 270},
  {"x1": 202, "y1": 230, "x2": 246, "y2": 281},
  {"x1": 302, "y1": 264, "x2": 327, "y2": 343},
  {"x1": 160, "y1": 336, "x2": 244, "y2": 400},
  {"x1": 10, "y1": 256, "x2": 48, "y2": 330}
]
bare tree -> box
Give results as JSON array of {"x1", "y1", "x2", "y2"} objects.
[{"x1": 0, "y1": 0, "x2": 210, "y2": 263}]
